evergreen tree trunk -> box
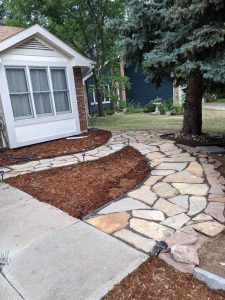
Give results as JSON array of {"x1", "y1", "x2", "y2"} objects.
[
  {"x1": 92, "y1": 70, "x2": 104, "y2": 117},
  {"x1": 182, "y1": 70, "x2": 203, "y2": 135}
]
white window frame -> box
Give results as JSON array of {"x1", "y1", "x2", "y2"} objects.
[
  {"x1": 5, "y1": 66, "x2": 72, "y2": 120},
  {"x1": 89, "y1": 84, "x2": 111, "y2": 105}
]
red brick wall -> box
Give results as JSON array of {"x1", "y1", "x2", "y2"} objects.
[{"x1": 73, "y1": 67, "x2": 88, "y2": 132}]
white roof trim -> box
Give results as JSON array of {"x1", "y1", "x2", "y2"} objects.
[{"x1": 0, "y1": 24, "x2": 94, "y2": 67}]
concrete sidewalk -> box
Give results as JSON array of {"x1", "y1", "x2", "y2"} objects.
[{"x1": 0, "y1": 183, "x2": 147, "y2": 300}]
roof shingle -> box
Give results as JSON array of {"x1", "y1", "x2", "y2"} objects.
[{"x1": 0, "y1": 25, "x2": 24, "y2": 42}]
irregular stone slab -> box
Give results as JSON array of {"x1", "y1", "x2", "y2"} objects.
[
  {"x1": 193, "y1": 267, "x2": 225, "y2": 291},
  {"x1": 197, "y1": 146, "x2": 225, "y2": 154},
  {"x1": 187, "y1": 161, "x2": 203, "y2": 177},
  {"x1": 0, "y1": 199, "x2": 78, "y2": 254},
  {"x1": 151, "y1": 170, "x2": 176, "y2": 176},
  {"x1": 167, "y1": 195, "x2": 189, "y2": 210},
  {"x1": 114, "y1": 229, "x2": 156, "y2": 253},
  {"x1": 130, "y1": 218, "x2": 174, "y2": 241},
  {"x1": 165, "y1": 231, "x2": 198, "y2": 248},
  {"x1": 192, "y1": 221, "x2": 225, "y2": 237},
  {"x1": 98, "y1": 197, "x2": 150, "y2": 214},
  {"x1": 188, "y1": 196, "x2": 207, "y2": 216},
  {"x1": 171, "y1": 245, "x2": 199, "y2": 265},
  {"x1": 132, "y1": 210, "x2": 165, "y2": 221},
  {"x1": 208, "y1": 195, "x2": 225, "y2": 203},
  {"x1": 204, "y1": 202, "x2": 225, "y2": 223},
  {"x1": 153, "y1": 198, "x2": 186, "y2": 217},
  {"x1": 209, "y1": 184, "x2": 225, "y2": 195},
  {"x1": 146, "y1": 152, "x2": 164, "y2": 160},
  {"x1": 172, "y1": 183, "x2": 209, "y2": 196},
  {"x1": 10, "y1": 161, "x2": 39, "y2": 170},
  {"x1": 144, "y1": 176, "x2": 162, "y2": 187},
  {"x1": 0, "y1": 274, "x2": 23, "y2": 300},
  {"x1": 4, "y1": 222, "x2": 147, "y2": 300},
  {"x1": 159, "y1": 252, "x2": 194, "y2": 273},
  {"x1": 179, "y1": 225, "x2": 199, "y2": 237},
  {"x1": 128, "y1": 186, "x2": 157, "y2": 205},
  {"x1": 154, "y1": 157, "x2": 195, "y2": 163},
  {"x1": 163, "y1": 170, "x2": 204, "y2": 184},
  {"x1": 192, "y1": 213, "x2": 213, "y2": 223},
  {"x1": 156, "y1": 162, "x2": 188, "y2": 171},
  {"x1": 86, "y1": 212, "x2": 130, "y2": 234},
  {"x1": 152, "y1": 182, "x2": 179, "y2": 199},
  {"x1": 160, "y1": 143, "x2": 177, "y2": 152},
  {"x1": 164, "y1": 149, "x2": 182, "y2": 156},
  {"x1": 161, "y1": 213, "x2": 190, "y2": 230}
]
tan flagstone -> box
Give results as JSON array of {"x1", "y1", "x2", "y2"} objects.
[
  {"x1": 188, "y1": 196, "x2": 207, "y2": 216},
  {"x1": 161, "y1": 213, "x2": 190, "y2": 230},
  {"x1": 163, "y1": 170, "x2": 204, "y2": 184},
  {"x1": 167, "y1": 195, "x2": 189, "y2": 209},
  {"x1": 152, "y1": 182, "x2": 179, "y2": 198},
  {"x1": 132, "y1": 209, "x2": 165, "y2": 221},
  {"x1": 86, "y1": 212, "x2": 130, "y2": 234},
  {"x1": 144, "y1": 176, "x2": 162, "y2": 187},
  {"x1": 187, "y1": 161, "x2": 203, "y2": 177},
  {"x1": 153, "y1": 198, "x2": 186, "y2": 216},
  {"x1": 172, "y1": 183, "x2": 209, "y2": 196},
  {"x1": 160, "y1": 143, "x2": 178, "y2": 152},
  {"x1": 171, "y1": 245, "x2": 199, "y2": 265},
  {"x1": 156, "y1": 162, "x2": 188, "y2": 171},
  {"x1": 165, "y1": 231, "x2": 198, "y2": 248},
  {"x1": 146, "y1": 152, "x2": 164, "y2": 160},
  {"x1": 192, "y1": 221, "x2": 225, "y2": 237},
  {"x1": 151, "y1": 170, "x2": 176, "y2": 176},
  {"x1": 192, "y1": 213, "x2": 213, "y2": 223},
  {"x1": 204, "y1": 202, "x2": 225, "y2": 223},
  {"x1": 130, "y1": 218, "x2": 174, "y2": 241},
  {"x1": 128, "y1": 186, "x2": 157, "y2": 205}
]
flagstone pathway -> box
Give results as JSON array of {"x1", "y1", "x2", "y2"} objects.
[{"x1": 1, "y1": 130, "x2": 225, "y2": 273}]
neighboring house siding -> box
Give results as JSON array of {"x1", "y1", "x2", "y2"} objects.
[
  {"x1": 0, "y1": 96, "x2": 9, "y2": 148},
  {"x1": 124, "y1": 65, "x2": 173, "y2": 107}
]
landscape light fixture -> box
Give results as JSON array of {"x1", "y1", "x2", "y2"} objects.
[
  {"x1": 82, "y1": 153, "x2": 86, "y2": 162},
  {"x1": 75, "y1": 203, "x2": 84, "y2": 219},
  {"x1": 152, "y1": 241, "x2": 168, "y2": 257},
  {"x1": 0, "y1": 171, "x2": 4, "y2": 181},
  {"x1": 127, "y1": 139, "x2": 130, "y2": 146}
]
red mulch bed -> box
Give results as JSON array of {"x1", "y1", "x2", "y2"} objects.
[
  {"x1": 103, "y1": 257, "x2": 225, "y2": 300},
  {"x1": 6, "y1": 146, "x2": 149, "y2": 218},
  {"x1": 0, "y1": 129, "x2": 111, "y2": 167}
]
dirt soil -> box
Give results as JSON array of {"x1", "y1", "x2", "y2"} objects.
[
  {"x1": 161, "y1": 132, "x2": 225, "y2": 147},
  {"x1": 199, "y1": 231, "x2": 225, "y2": 279},
  {"x1": 103, "y1": 257, "x2": 225, "y2": 300},
  {"x1": 6, "y1": 146, "x2": 149, "y2": 218},
  {"x1": 0, "y1": 129, "x2": 111, "y2": 167}
]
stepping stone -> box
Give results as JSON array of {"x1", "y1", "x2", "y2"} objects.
[
  {"x1": 160, "y1": 143, "x2": 177, "y2": 152},
  {"x1": 152, "y1": 182, "x2": 179, "y2": 198},
  {"x1": 197, "y1": 146, "x2": 225, "y2": 154},
  {"x1": 154, "y1": 157, "x2": 195, "y2": 163},
  {"x1": 192, "y1": 213, "x2": 213, "y2": 223},
  {"x1": 209, "y1": 184, "x2": 225, "y2": 195},
  {"x1": 163, "y1": 171, "x2": 204, "y2": 184},
  {"x1": 161, "y1": 213, "x2": 190, "y2": 230},
  {"x1": 153, "y1": 198, "x2": 186, "y2": 216},
  {"x1": 97, "y1": 197, "x2": 150, "y2": 214},
  {"x1": 172, "y1": 183, "x2": 209, "y2": 196},
  {"x1": 114, "y1": 229, "x2": 156, "y2": 253},
  {"x1": 204, "y1": 202, "x2": 225, "y2": 223},
  {"x1": 130, "y1": 218, "x2": 174, "y2": 241},
  {"x1": 151, "y1": 170, "x2": 176, "y2": 176},
  {"x1": 165, "y1": 231, "x2": 198, "y2": 248},
  {"x1": 159, "y1": 252, "x2": 194, "y2": 274},
  {"x1": 171, "y1": 244, "x2": 199, "y2": 265},
  {"x1": 5, "y1": 222, "x2": 147, "y2": 300},
  {"x1": 208, "y1": 195, "x2": 225, "y2": 203},
  {"x1": 167, "y1": 195, "x2": 189, "y2": 210},
  {"x1": 187, "y1": 162, "x2": 203, "y2": 177},
  {"x1": 146, "y1": 152, "x2": 164, "y2": 160},
  {"x1": 86, "y1": 212, "x2": 130, "y2": 234},
  {"x1": 164, "y1": 149, "x2": 182, "y2": 156},
  {"x1": 144, "y1": 176, "x2": 162, "y2": 187},
  {"x1": 128, "y1": 186, "x2": 157, "y2": 205},
  {"x1": 188, "y1": 196, "x2": 207, "y2": 216},
  {"x1": 192, "y1": 221, "x2": 225, "y2": 237},
  {"x1": 132, "y1": 209, "x2": 165, "y2": 221},
  {"x1": 156, "y1": 162, "x2": 188, "y2": 171}
]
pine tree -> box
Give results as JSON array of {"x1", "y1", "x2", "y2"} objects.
[{"x1": 118, "y1": 0, "x2": 225, "y2": 135}]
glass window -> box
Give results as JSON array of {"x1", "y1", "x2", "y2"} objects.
[
  {"x1": 51, "y1": 69, "x2": 71, "y2": 114},
  {"x1": 30, "y1": 68, "x2": 52, "y2": 116},
  {"x1": 6, "y1": 68, "x2": 33, "y2": 119}
]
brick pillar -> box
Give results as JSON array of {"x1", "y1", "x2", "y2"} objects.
[{"x1": 73, "y1": 67, "x2": 88, "y2": 132}]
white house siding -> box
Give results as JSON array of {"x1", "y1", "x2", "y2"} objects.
[{"x1": 0, "y1": 36, "x2": 81, "y2": 148}]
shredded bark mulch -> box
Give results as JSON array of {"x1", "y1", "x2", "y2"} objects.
[
  {"x1": 199, "y1": 231, "x2": 225, "y2": 279},
  {"x1": 6, "y1": 146, "x2": 149, "y2": 218},
  {"x1": 0, "y1": 129, "x2": 111, "y2": 167},
  {"x1": 103, "y1": 257, "x2": 225, "y2": 300},
  {"x1": 161, "y1": 132, "x2": 225, "y2": 147}
]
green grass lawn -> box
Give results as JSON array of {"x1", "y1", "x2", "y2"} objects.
[
  {"x1": 216, "y1": 97, "x2": 225, "y2": 103},
  {"x1": 90, "y1": 109, "x2": 225, "y2": 133}
]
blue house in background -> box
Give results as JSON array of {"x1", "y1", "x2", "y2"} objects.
[{"x1": 85, "y1": 64, "x2": 173, "y2": 114}]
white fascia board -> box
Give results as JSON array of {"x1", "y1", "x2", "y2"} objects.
[{"x1": 0, "y1": 24, "x2": 95, "y2": 67}]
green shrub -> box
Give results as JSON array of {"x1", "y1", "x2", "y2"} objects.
[
  {"x1": 159, "y1": 104, "x2": 166, "y2": 115},
  {"x1": 143, "y1": 101, "x2": 156, "y2": 113},
  {"x1": 105, "y1": 108, "x2": 115, "y2": 115},
  {"x1": 170, "y1": 105, "x2": 184, "y2": 115},
  {"x1": 126, "y1": 107, "x2": 143, "y2": 114}
]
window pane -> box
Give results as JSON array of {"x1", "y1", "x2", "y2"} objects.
[
  {"x1": 6, "y1": 68, "x2": 28, "y2": 93},
  {"x1": 51, "y1": 69, "x2": 67, "y2": 90},
  {"x1": 30, "y1": 69, "x2": 49, "y2": 92},
  {"x1": 33, "y1": 93, "x2": 52, "y2": 115},
  {"x1": 11, "y1": 94, "x2": 32, "y2": 118},
  {"x1": 54, "y1": 92, "x2": 70, "y2": 112}
]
